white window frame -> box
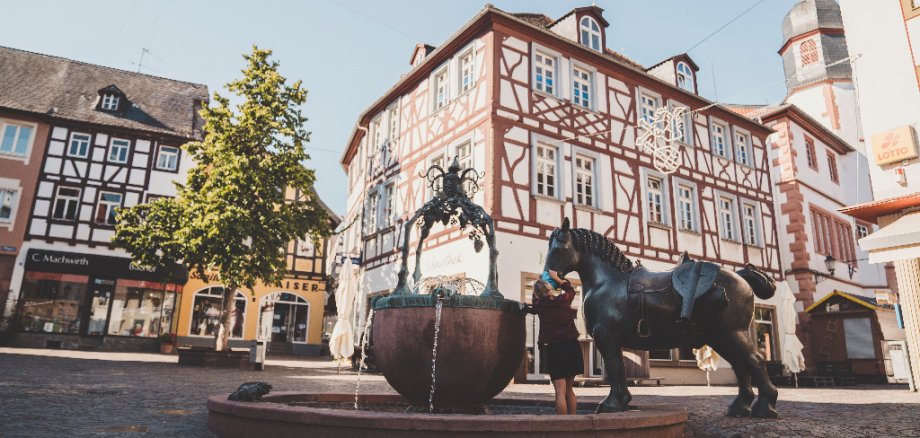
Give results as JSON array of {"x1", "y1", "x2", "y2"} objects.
[
  {"x1": 571, "y1": 63, "x2": 594, "y2": 110},
  {"x1": 101, "y1": 94, "x2": 120, "y2": 111},
  {"x1": 108, "y1": 138, "x2": 130, "y2": 163},
  {"x1": 458, "y1": 47, "x2": 475, "y2": 95},
  {"x1": 717, "y1": 192, "x2": 740, "y2": 242},
  {"x1": 638, "y1": 90, "x2": 661, "y2": 126},
  {"x1": 155, "y1": 145, "x2": 179, "y2": 171},
  {"x1": 428, "y1": 152, "x2": 447, "y2": 197},
  {"x1": 532, "y1": 137, "x2": 561, "y2": 200},
  {"x1": 382, "y1": 181, "x2": 395, "y2": 228},
  {"x1": 364, "y1": 189, "x2": 379, "y2": 234},
  {"x1": 579, "y1": 16, "x2": 602, "y2": 52},
  {"x1": 856, "y1": 223, "x2": 870, "y2": 240},
  {"x1": 52, "y1": 186, "x2": 81, "y2": 221},
  {"x1": 572, "y1": 152, "x2": 597, "y2": 208},
  {"x1": 0, "y1": 120, "x2": 36, "y2": 160},
  {"x1": 455, "y1": 139, "x2": 473, "y2": 171},
  {"x1": 95, "y1": 191, "x2": 123, "y2": 226},
  {"x1": 0, "y1": 182, "x2": 21, "y2": 228},
  {"x1": 387, "y1": 105, "x2": 399, "y2": 143},
  {"x1": 669, "y1": 103, "x2": 692, "y2": 145},
  {"x1": 67, "y1": 132, "x2": 92, "y2": 159},
  {"x1": 710, "y1": 119, "x2": 731, "y2": 159},
  {"x1": 733, "y1": 127, "x2": 752, "y2": 167},
  {"x1": 432, "y1": 65, "x2": 450, "y2": 112},
  {"x1": 641, "y1": 168, "x2": 671, "y2": 226},
  {"x1": 676, "y1": 62, "x2": 694, "y2": 92},
  {"x1": 741, "y1": 200, "x2": 762, "y2": 246},
  {"x1": 673, "y1": 178, "x2": 699, "y2": 232},
  {"x1": 532, "y1": 45, "x2": 560, "y2": 97}
]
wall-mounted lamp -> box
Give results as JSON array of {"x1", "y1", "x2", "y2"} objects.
[
  {"x1": 815, "y1": 254, "x2": 837, "y2": 284},
  {"x1": 840, "y1": 258, "x2": 868, "y2": 279}
]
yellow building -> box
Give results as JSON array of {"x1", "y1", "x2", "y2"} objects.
[{"x1": 175, "y1": 231, "x2": 335, "y2": 356}]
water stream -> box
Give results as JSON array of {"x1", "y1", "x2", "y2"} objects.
[
  {"x1": 353, "y1": 308, "x2": 375, "y2": 409},
  {"x1": 428, "y1": 299, "x2": 444, "y2": 413}
]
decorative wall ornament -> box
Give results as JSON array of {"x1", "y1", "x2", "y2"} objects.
[{"x1": 636, "y1": 106, "x2": 687, "y2": 174}]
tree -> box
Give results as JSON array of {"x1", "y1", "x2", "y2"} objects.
[{"x1": 114, "y1": 46, "x2": 330, "y2": 351}]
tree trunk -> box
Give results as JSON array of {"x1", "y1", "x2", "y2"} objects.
[{"x1": 214, "y1": 287, "x2": 237, "y2": 351}]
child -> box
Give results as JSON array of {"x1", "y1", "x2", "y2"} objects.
[{"x1": 523, "y1": 270, "x2": 584, "y2": 415}]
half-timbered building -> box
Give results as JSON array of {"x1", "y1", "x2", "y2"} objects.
[
  {"x1": 340, "y1": 6, "x2": 785, "y2": 384},
  {"x1": 0, "y1": 46, "x2": 208, "y2": 351}
]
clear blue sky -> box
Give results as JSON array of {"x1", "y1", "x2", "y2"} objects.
[{"x1": 1, "y1": 0, "x2": 800, "y2": 215}]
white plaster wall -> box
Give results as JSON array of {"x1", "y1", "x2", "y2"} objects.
[{"x1": 549, "y1": 14, "x2": 578, "y2": 44}]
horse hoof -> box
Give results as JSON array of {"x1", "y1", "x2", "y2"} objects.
[
  {"x1": 751, "y1": 401, "x2": 778, "y2": 419},
  {"x1": 726, "y1": 405, "x2": 751, "y2": 417}
]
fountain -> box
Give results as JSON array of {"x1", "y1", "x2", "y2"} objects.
[{"x1": 207, "y1": 159, "x2": 687, "y2": 437}]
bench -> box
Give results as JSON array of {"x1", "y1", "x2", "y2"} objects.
[{"x1": 628, "y1": 377, "x2": 665, "y2": 386}]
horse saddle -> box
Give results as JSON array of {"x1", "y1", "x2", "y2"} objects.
[{"x1": 627, "y1": 261, "x2": 719, "y2": 300}]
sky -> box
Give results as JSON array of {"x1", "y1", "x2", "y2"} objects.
[{"x1": 0, "y1": 0, "x2": 801, "y2": 215}]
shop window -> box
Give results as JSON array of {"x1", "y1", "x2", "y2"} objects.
[
  {"x1": 17, "y1": 272, "x2": 88, "y2": 334},
  {"x1": 107, "y1": 281, "x2": 176, "y2": 338},
  {"x1": 753, "y1": 306, "x2": 777, "y2": 361},
  {"x1": 649, "y1": 348, "x2": 673, "y2": 360},
  {"x1": 258, "y1": 292, "x2": 310, "y2": 343},
  {"x1": 190, "y1": 287, "x2": 246, "y2": 339},
  {"x1": 843, "y1": 317, "x2": 875, "y2": 359}
]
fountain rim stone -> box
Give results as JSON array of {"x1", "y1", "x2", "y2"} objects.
[{"x1": 372, "y1": 292, "x2": 522, "y2": 313}]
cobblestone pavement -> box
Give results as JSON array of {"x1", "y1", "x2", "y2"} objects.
[{"x1": 0, "y1": 348, "x2": 918, "y2": 437}]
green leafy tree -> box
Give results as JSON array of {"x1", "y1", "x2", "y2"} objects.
[{"x1": 114, "y1": 46, "x2": 330, "y2": 351}]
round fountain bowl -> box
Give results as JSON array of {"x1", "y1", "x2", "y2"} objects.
[{"x1": 371, "y1": 294, "x2": 525, "y2": 409}]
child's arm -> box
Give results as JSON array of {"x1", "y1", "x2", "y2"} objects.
[{"x1": 559, "y1": 281, "x2": 576, "y2": 301}]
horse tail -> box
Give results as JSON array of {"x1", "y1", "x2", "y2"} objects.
[{"x1": 736, "y1": 263, "x2": 776, "y2": 300}]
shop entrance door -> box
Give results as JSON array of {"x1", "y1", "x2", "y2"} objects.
[
  {"x1": 83, "y1": 278, "x2": 115, "y2": 336},
  {"x1": 259, "y1": 292, "x2": 310, "y2": 355}
]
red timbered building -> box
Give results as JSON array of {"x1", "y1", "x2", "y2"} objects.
[
  {"x1": 0, "y1": 47, "x2": 209, "y2": 351},
  {"x1": 341, "y1": 6, "x2": 783, "y2": 384}
]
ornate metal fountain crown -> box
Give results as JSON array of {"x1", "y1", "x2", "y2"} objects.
[{"x1": 420, "y1": 156, "x2": 483, "y2": 198}]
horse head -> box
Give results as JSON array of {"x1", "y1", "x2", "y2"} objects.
[{"x1": 544, "y1": 217, "x2": 580, "y2": 277}]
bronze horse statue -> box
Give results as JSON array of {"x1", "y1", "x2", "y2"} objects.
[{"x1": 543, "y1": 218, "x2": 779, "y2": 418}]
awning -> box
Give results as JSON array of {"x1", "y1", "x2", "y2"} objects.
[{"x1": 858, "y1": 211, "x2": 920, "y2": 264}]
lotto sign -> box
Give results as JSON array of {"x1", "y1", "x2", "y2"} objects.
[{"x1": 871, "y1": 125, "x2": 918, "y2": 166}]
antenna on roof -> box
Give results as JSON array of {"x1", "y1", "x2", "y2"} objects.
[{"x1": 130, "y1": 47, "x2": 162, "y2": 74}]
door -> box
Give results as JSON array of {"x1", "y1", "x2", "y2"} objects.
[
  {"x1": 525, "y1": 314, "x2": 549, "y2": 381},
  {"x1": 84, "y1": 278, "x2": 115, "y2": 336},
  {"x1": 889, "y1": 341, "x2": 910, "y2": 383}
]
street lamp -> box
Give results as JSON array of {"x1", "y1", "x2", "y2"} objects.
[{"x1": 815, "y1": 254, "x2": 837, "y2": 284}]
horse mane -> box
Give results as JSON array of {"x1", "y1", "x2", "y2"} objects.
[{"x1": 550, "y1": 228, "x2": 635, "y2": 273}]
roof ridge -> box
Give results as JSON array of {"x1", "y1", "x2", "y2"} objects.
[{"x1": 0, "y1": 45, "x2": 209, "y2": 90}]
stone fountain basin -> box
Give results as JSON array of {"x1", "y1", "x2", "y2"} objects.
[
  {"x1": 207, "y1": 392, "x2": 688, "y2": 437},
  {"x1": 371, "y1": 295, "x2": 525, "y2": 408}
]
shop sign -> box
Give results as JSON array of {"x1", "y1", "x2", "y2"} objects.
[
  {"x1": 25, "y1": 249, "x2": 188, "y2": 284},
  {"x1": 1, "y1": 245, "x2": 16, "y2": 252},
  {"x1": 189, "y1": 271, "x2": 323, "y2": 292},
  {"x1": 871, "y1": 125, "x2": 918, "y2": 166}
]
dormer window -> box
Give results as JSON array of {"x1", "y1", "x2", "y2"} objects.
[
  {"x1": 579, "y1": 16, "x2": 601, "y2": 52},
  {"x1": 101, "y1": 94, "x2": 120, "y2": 111},
  {"x1": 676, "y1": 62, "x2": 695, "y2": 92}
]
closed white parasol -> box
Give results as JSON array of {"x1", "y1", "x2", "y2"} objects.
[
  {"x1": 779, "y1": 281, "x2": 806, "y2": 384},
  {"x1": 329, "y1": 259, "x2": 357, "y2": 364},
  {"x1": 694, "y1": 345, "x2": 720, "y2": 386}
]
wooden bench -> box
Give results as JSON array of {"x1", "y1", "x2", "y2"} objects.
[{"x1": 628, "y1": 377, "x2": 665, "y2": 386}]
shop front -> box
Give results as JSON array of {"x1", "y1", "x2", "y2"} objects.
[
  {"x1": 11, "y1": 249, "x2": 187, "y2": 351},
  {"x1": 177, "y1": 273, "x2": 327, "y2": 356}
]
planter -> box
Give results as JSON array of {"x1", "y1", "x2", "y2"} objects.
[
  {"x1": 160, "y1": 343, "x2": 176, "y2": 354},
  {"x1": 178, "y1": 346, "x2": 255, "y2": 369}
]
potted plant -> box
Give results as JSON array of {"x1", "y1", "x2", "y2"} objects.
[{"x1": 159, "y1": 332, "x2": 177, "y2": 354}]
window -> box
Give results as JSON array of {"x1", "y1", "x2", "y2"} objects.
[
  {"x1": 108, "y1": 138, "x2": 130, "y2": 163},
  {"x1": 52, "y1": 187, "x2": 81, "y2": 220},
  {"x1": 107, "y1": 282, "x2": 176, "y2": 338},
  {"x1": 649, "y1": 349, "x2": 673, "y2": 361},
  {"x1": 711, "y1": 122, "x2": 729, "y2": 158},
  {"x1": 430, "y1": 153, "x2": 446, "y2": 195},
  {"x1": 455, "y1": 140, "x2": 473, "y2": 170},
  {"x1": 647, "y1": 176, "x2": 665, "y2": 224},
  {"x1": 639, "y1": 93, "x2": 659, "y2": 125},
  {"x1": 382, "y1": 182, "x2": 395, "y2": 227},
  {"x1": 827, "y1": 150, "x2": 839, "y2": 183},
  {"x1": 0, "y1": 122, "x2": 33, "y2": 157},
  {"x1": 190, "y1": 287, "x2": 246, "y2": 339},
  {"x1": 534, "y1": 52, "x2": 556, "y2": 95},
  {"x1": 753, "y1": 306, "x2": 777, "y2": 361},
  {"x1": 572, "y1": 67, "x2": 592, "y2": 109},
  {"x1": 387, "y1": 106, "x2": 399, "y2": 141},
  {"x1": 434, "y1": 67, "x2": 449, "y2": 111},
  {"x1": 676, "y1": 184, "x2": 696, "y2": 231},
  {"x1": 534, "y1": 142, "x2": 557, "y2": 197},
  {"x1": 574, "y1": 155, "x2": 595, "y2": 207},
  {"x1": 811, "y1": 208, "x2": 856, "y2": 261},
  {"x1": 101, "y1": 94, "x2": 120, "y2": 111},
  {"x1": 741, "y1": 202, "x2": 760, "y2": 246},
  {"x1": 671, "y1": 105, "x2": 690, "y2": 144},
  {"x1": 68, "y1": 132, "x2": 91, "y2": 158},
  {"x1": 719, "y1": 196, "x2": 737, "y2": 241},
  {"x1": 843, "y1": 318, "x2": 875, "y2": 359},
  {"x1": 579, "y1": 16, "x2": 601, "y2": 51},
  {"x1": 735, "y1": 130, "x2": 752, "y2": 166},
  {"x1": 17, "y1": 272, "x2": 89, "y2": 334},
  {"x1": 459, "y1": 50, "x2": 474, "y2": 94},
  {"x1": 805, "y1": 137, "x2": 818, "y2": 170},
  {"x1": 676, "y1": 62, "x2": 694, "y2": 92},
  {"x1": 0, "y1": 189, "x2": 17, "y2": 222},
  {"x1": 856, "y1": 223, "x2": 869, "y2": 239},
  {"x1": 364, "y1": 190, "x2": 379, "y2": 233},
  {"x1": 95, "y1": 192, "x2": 122, "y2": 225},
  {"x1": 799, "y1": 40, "x2": 818, "y2": 66},
  {"x1": 155, "y1": 146, "x2": 179, "y2": 171}
]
